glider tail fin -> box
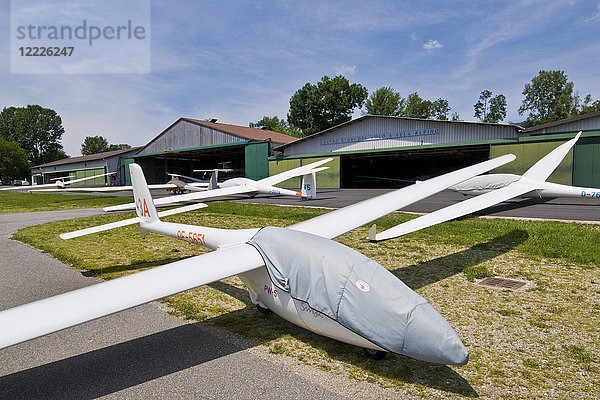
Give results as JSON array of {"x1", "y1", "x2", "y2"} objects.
[
  {"x1": 208, "y1": 170, "x2": 218, "y2": 190},
  {"x1": 130, "y1": 163, "x2": 159, "y2": 223},
  {"x1": 301, "y1": 172, "x2": 317, "y2": 199}
]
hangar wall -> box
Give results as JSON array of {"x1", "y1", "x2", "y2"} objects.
[
  {"x1": 269, "y1": 157, "x2": 341, "y2": 189},
  {"x1": 140, "y1": 119, "x2": 248, "y2": 155},
  {"x1": 490, "y1": 140, "x2": 573, "y2": 185},
  {"x1": 278, "y1": 116, "x2": 521, "y2": 156}
]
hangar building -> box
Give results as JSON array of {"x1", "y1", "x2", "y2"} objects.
[
  {"x1": 270, "y1": 112, "x2": 600, "y2": 189},
  {"x1": 31, "y1": 146, "x2": 141, "y2": 186},
  {"x1": 130, "y1": 118, "x2": 297, "y2": 184},
  {"x1": 30, "y1": 118, "x2": 298, "y2": 187},
  {"x1": 30, "y1": 112, "x2": 600, "y2": 191}
]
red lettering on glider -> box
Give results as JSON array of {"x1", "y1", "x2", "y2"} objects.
[
  {"x1": 176, "y1": 229, "x2": 206, "y2": 246},
  {"x1": 137, "y1": 198, "x2": 151, "y2": 217},
  {"x1": 263, "y1": 285, "x2": 278, "y2": 298}
]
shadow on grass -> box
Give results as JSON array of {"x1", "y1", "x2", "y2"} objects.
[
  {"x1": 470, "y1": 197, "x2": 553, "y2": 216},
  {"x1": 206, "y1": 282, "x2": 478, "y2": 397},
  {"x1": 393, "y1": 229, "x2": 529, "y2": 290},
  {"x1": 81, "y1": 256, "x2": 193, "y2": 277}
]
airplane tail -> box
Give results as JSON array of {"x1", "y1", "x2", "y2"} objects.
[
  {"x1": 130, "y1": 163, "x2": 159, "y2": 223},
  {"x1": 208, "y1": 170, "x2": 218, "y2": 190},
  {"x1": 301, "y1": 172, "x2": 317, "y2": 199}
]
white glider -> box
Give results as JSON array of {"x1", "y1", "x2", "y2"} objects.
[
  {"x1": 1, "y1": 171, "x2": 116, "y2": 191},
  {"x1": 371, "y1": 132, "x2": 596, "y2": 241},
  {"x1": 102, "y1": 158, "x2": 334, "y2": 212},
  {"x1": 0, "y1": 154, "x2": 514, "y2": 366},
  {"x1": 28, "y1": 172, "x2": 212, "y2": 194}
]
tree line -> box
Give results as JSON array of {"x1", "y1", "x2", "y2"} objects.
[
  {"x1": 251, "y1": 70, "x2": 600, "y2": 137},
  {"x1": 2, "y1": 69, "x2": 598, "y2": 182},
  {"x1": 0, "y1": 105, "x2": 130, "y2": 183}
]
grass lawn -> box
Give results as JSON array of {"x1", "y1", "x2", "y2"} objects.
[
  {"x1": 12, "y1": 202, "x2": 600, "y2": 399},
  {"x1": 0, "y1": 191, "x2": 133, "y2": 212}
]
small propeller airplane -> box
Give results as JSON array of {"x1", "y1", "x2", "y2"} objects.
[
  {"x1": 370, "y1": 131, "x2": 599, "y2": 241},
  {"x1": 101, "y1": 158, "x2": 333, "y2": 212},
  {"x1": 1, "y1": 171, "x2": 116, "y2": 191},
  {"x1": 0, "y1": 153, "x2": 516, "y2": 365}
]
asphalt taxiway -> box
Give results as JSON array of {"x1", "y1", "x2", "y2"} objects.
[{"x1": 0, "y1": 210, "x2": 377, "y2": 399}]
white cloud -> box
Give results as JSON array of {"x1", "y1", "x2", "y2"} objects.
[
  {"x1": 333, "y1": 65, "x2": 357, "y2": 76},
  {"x1": 586, "y1": 2, "x2": 600, "y2": 22},
  {"x1": 423, "y1": 40, "x2": 442, "y2": 50}
]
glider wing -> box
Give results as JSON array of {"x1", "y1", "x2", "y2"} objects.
[
  {"x1": 289, "y1": 154, "x2": 516, "y2": 239},
  {"x1": 0, "y1": 243, "x2": 264, "y2": 350},
  {"x1": 2, "y1": 171, "x2": 116, "y2": 191},
  {"x1": 522, "y1": 131, "x2": 581, "y2": 181},
  {"x1": 59, "y1": 203, "x2": 208, "y2": 239},
  {"x1": 258, "y1": 158, "x2": 333, "y2": 186},
  {"x1": 103, "y1": 185, "x2": 257, "y2": 212},
  {"x1": 28, "y1": 183, "x2": 179, "y2": 193},
  {"x1": 371, "y1": 182, "x2": 532, "y2": 241}
]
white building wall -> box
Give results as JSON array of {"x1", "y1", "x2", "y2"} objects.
[{"x1": 281, "y1": 117, "x2": 521, "y2": 156}]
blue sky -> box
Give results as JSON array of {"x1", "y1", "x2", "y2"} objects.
[{"x1": 1, "y1": 0, "x2": 599, "y2": 156}]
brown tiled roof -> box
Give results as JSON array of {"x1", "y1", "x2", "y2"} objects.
[
  {"x1": 181, "y1": 118, "x2": 298, "y2": 144},
  {"x1": 32, "y1": 146, "x2": 142, "y2": 168}
]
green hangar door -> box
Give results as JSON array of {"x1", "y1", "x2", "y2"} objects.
[
  {"x1": 573, "y1": 136, "x2": 600, "y2": 188},
  {"x1": 245, "y1": 142, "x2": 270, "y2": 180}
]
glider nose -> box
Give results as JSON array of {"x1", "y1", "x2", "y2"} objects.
[{"x1": 402, "y1": 302, "x2": 469, "y2": 366}]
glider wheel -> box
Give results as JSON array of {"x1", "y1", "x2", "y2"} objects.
[
  {"x1": 256, "y1": 304, "x2": 272, "y2": 314},
  {"x1": 363, "y1": 348, "x2": 386, "y2": 360}
]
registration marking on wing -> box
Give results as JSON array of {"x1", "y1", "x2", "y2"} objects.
[{"x1": 581, "y1": 191, "x2": 600, "y2": 199}]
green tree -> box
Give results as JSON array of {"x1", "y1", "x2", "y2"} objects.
[
  {"x1": 363, "y1": 87, "x2": 405, "y2": 116},
  {"x1": 403, "y1": 93, "x2": 452, "y2": 120},
  {"x1": 578, "y1": 94, "x2": 600, "y2": 115},
  {"x1": 404, "y1": 92, "x2": 432, "y2": 118},
  {"x1": 518, "y1": 70, "x2": 578, "y2": 127},
  {"x1": 288, "y1": 75, "x2": 368, "y2": 135},
  {"x1": 474, "y1": 90, "x2": 507, "y2": 123},
  {"x1": 0, "y1": 105, "x2": 65, "y2": 165},
  {"x1": 431, "y1": 98, "x2": 451, "y2": 120},
  {"x1": 81, "y1": 135, "x2": 109, "y2": 155},
  {"x1": 249, "y1": 116, "x2": 302, "y2": 138},
  {"x1": 0, "y1": 138, "x2": 30, "y2": 182},
  {"x1": 107, "y1": 143, "x2": 132, "y2": 151}
]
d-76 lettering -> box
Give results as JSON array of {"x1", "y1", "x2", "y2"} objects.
[{"x1": 581, "y1": 191, "x2": 600, "y2": 198}]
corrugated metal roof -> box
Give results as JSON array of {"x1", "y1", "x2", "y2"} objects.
[
  {"x1": 523, "y1": 110, "x2": 600, "y2": 134},
  {"x1": 181, "y1": 118, "x2": 298, "y2": 144},
  {"x1": 32, "y1": 147, "x2": 142, "y2": 168},
  {"x1": 274, "y1": 115, "x2": 523, "y2": 151}
]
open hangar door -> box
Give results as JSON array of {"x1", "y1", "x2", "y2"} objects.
[
  {"x1": 340, "y1": 145, "x2": 490, "y2": 188},
  {"x1": 133, "y1": 145, "x2": 247, "y2": 185}
]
